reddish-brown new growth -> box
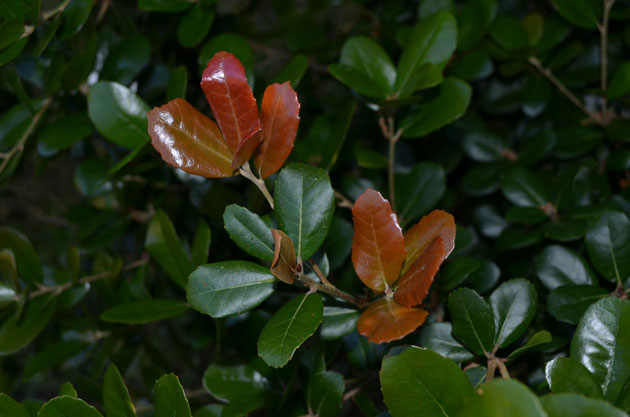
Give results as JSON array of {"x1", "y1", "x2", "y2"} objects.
[
  {"x1": 148, "y1": 51, "x2": 301, "y2": 180},
  {"x1": 351, "y1": 189, "x2": 405, "y2": 293},
  {"x1": 201, "y1": 51, "x2": 262, "y2": 158},
  {"x1": 147, "y1": 99, "x2": 234, "y2": 178},
  {"x1": 255, "y1": 82, "x2": 300, "y2": 179},
  {"x1": 351, "y1": 188, "x2": 456, "y2": 344},
  {"x1": 357, "y1": 298, "x2": 428, "y2": 344}
]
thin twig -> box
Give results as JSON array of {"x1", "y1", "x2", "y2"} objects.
[
  {"x1": 379, "y1": 116, "x2": 402, "y2": 211},
  {"x1": 0, "y1": 98, "x2": 52, "y2": 174},
  {"x1": 239, "y1": 163, "x2": 274, "y2": 209},
  {"x1": 334, "y1": 190, "x2": 353, "y2": 210},
  {"x1": 29, "y1": 258, "x2": 149, "y2": 299},
  {"x1": 296, "y1": 273, "x2": 368, "y2": 307},
  {"x1": 528, "y1": 57, "x2": 599, "y2": 124},
  {"x1": 41, "y1": 0, "x2": 71, "y2": 21},
  {"x1": 308, "y1": 259, "x2": 333, "y2": 287}
]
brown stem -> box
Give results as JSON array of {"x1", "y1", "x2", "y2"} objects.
[
  {"x1": 296, "y1": 274, "x2": 368, "y2": 307},
  {"x1": 379, "y1": 116, "x2": 402, "y2": 212},
  {"x1": 239, "y1": 163, "x2": 274, "y2": 209},
  {"x1": 0, "y1": 98, "x2": 52, "y2": 174},
  {"x1": 29, "y1": 258, "x2": 149, "y2": 299},
  {"x1": 334, "y1": 190, "x2": 354, "y2": 210},
  {"x1": 309, "y1": 259, "x2": 333, "y2": 287},
  {"x1": 528, "y1": 57, "x2": 600, "y2": 124}
]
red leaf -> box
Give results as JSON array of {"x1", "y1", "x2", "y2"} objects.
[
  {"x1": 147, "y1": 98, "x2": 235, "y2": 178},
  {"x1": 254, "y1": 82, "x2": 300, "y2": 178},
  {"x1": 201, "y1": 52, "x2": 262, "y2": 157},
  {"x1": 357, "y1": 298, "x2": 428, "y2": 344},
  {"x1": 351, "y1": 189, "x2": 405, "y2": 293},
  {"x1": 393, "y1": 237, "x2": 445, "y2": 307},
  {"x1": 232, "y1": 131, "x2": 264, "y2": 170},
  {"x1": 402, "y1": 209, "x2": 455, "y2": 275}
]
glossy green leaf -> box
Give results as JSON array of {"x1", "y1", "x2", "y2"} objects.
[
  {"x1": 585, "y1": 211, "x2": 630, "y2": 283},
  {"x1": 191, "y1": 219, "x2": 211, "y2": 268},
  {"x1": 381, "y1": 346, "x2": 473, "y2": 417},
  {"x1": 100, "y1": 36, "x2": 150, "y2": 86},
  {"x1": 339, "y1": 36, "x2": 395, "y2": 97},
  {"x1": 0, "y1": 294, "x2": 56, "y2": 355},
  {"x1": 87, "y1": 81, "x2": 150, "y2": 148},
  {"x1": 448, "y1": 288, "x2": 495, "y2": 355},
  {"x1": 37, "y1": 113, "x2": 93, "y2": 157},
  {"x1": 187, "y1": 262, "x2": 275, "y2": 318},
  {"x1": 0, "y1": 393, "x2": 29, "y2": 417},
  {"x1": 271, "y1": 53, "x2": 309, "y2": 88},
  {"x1": 401, "y1": 78, "x2": 471, "y2": 138},
  {"x1": 547, "y1": 285, "x2": 609, "y2": 324},
  {"x1": 439, "y1": 257, "x2": 482, "y2": 294},
  {"x1": 154, "y1": 374, "x2": 191, "y2": 417},
  {"x1": 104, "y1": 363, "x2": 136, "y2": 417},
  {"x1": 501, "y1": 167, "x2": 550, "y2": 207},
  {"x1": 489, "y1": 15, "x2": 529, "y2": 50},
  {"x1": 490, "y1": 279, "x2": 537, "y2": 348},
  {"x1": 202, "y1": 364, "x2": 270, "y2": 402},
  {"x1": 545, "y1": 357, "x2": 604, "y2": 399},
  {"x1": 396, "y1": 162, "x2": 446, "y2": 226},
  {"x1": 536, "y1": 245, "x2": 598, "y2": 290},
  {"x1": 39, "y1": 396, "x2": 103, "y2": 417},
  {"x1": 274, "y1": 164, "x2": 335, "y2": 260},
  {"x1": 608, "y1": 62, "x2": 630, "y2": 100},
  {"x1": 328, "y1": 64, "x2": 389, "y2": 99},
  {"x1": 540, "y1": 393, "x2": 627, "y2": 417},
  {"x1": 0, "y1": 226, "x2": 42, "y2": 285},
  {"x1": 458, "y1": 379, "x2": 546, "y2": 417},
  {"x1": 307, "y1": 371, "x2": 344, "y2": 417},
  {"x1": 449, "y1": 51, "x2": 494, "y2": 81},
  {"x1": 100, "y1": 299, "x2": 189, "y2": 324},
  {"x1": 462, "y1": 131, "x2": 509, "y2": 163},
  {"x1": 320, "y1": 306, "x2": 359, "y2": 340},
  {"x1": 457, "y1": 0, "x2": 497, "y2": 51},
  {"x1": 401, "y1": 62, "x2": 443, "y2": 95},
  {"x1": 570, "y1": 297, "x2": 630, "y2": 403},
  {"x1": 507, "y1": 330, "x2": 552, "y2": 360},
  {"x1": 395, "y1": 11, "x2": 457, "y2": 95},
  {"x1": 177, "y1": 4, "x2": 213, "y2": 48},
  {"x1": 418, "y1": 322, "x2": 474, "y2": 363},
  {"x1": 145, "y1": 210, "x2": 192, "y2": 288},
  {"x1": 59, "y1": 0, "x2": 92, "y2": 39},
  {"x1": 223, "y1": 205, "x2": 274, "y2": 261},
  {"x1": 551, "y1": 0, "x2": 599, "y2": 29},
  {"x1": 257, "y1": 293, "x2": 323, "y2": 368}
]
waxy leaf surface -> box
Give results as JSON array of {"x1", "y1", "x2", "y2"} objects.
[
  {"x1": 270, "y1": 229, "x2": 297, "y2": 284},
  {"x1": 394, "y1": 236, "x2": 444, "y2": 307},
  {"x1": 223, "y1": 204, "x2": 275, "y2": 261},
  {"x1": 257, "y1": 293, "x2": 323, "y2": 367},
  {"x1": 545, "y1": 357, "x2": 604, "y2": 398},
  {"x1": 147, "y1": 98, "x2": 234, "y2": 178},
  {"x1": 254, "y1": 82, "x2": 300, "y2": 178},
  {"x1": 103, "y1": 363, "x2": 136, "y2": 417},
  {"x1": 403, "y1": 209, "x2": 456, "y2": 275},
  {"x1": 352, "y1": 189, "x2": 405, "y2": 292},
  {"x1": 38, "y1": 396, "x2": 103, "y2": 417},
  {"x1": 357, "y1": 298, "x2": 428, "y2": 344},
  {"x1": 154, "y1": 374, "x2": 191, "y2": 417},
  {"x1": 200, "y1": 51, "x2": 261, "y2": 156}
]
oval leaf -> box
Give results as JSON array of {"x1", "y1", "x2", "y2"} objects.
[
  {"x1": 545, "y1": 357, "x2": 604, "y2": 399},
  {"x1": 147, "y1": 98, "x2": 234, "y2": 178},
  {"x1": 104, "y1": 363, "x2": 137, "y2": 417},
  {"x1": 418, "y1": 322, "x2": 474, "y2": 363},
  {"x1": 357, "y1": 298, "x2": 428, "y2": 344},
  {"x1": 570, "y1": 296, "x2": 630, "y2": 403},
  {"x1": 547, "y1": 285, "x2": 609, "y2": 324},
  {"x1": 200, "y1": 51, "x2": 261, "y2": 156},
  {"x1": 100, "y1": 299, "x2": 189, "y2": 324},
  {"x1": 394, "y1": 236, "x2": 445, "y2": 307},
  {"x1": 352, "y1": 188, "x2": 405, "y2": 292},
  {"x1": 339, "y1": 36, "x2": 396, "y2": 96},
  {"x1": 395, "y1": 162, "x2": 446, "y2": 226},
  {"x1": 274, "y1": 163, "x2": 335, "y2": 260},
  {"x1": 254, "y1": 82, "x2": 300, "y2": 179},
  {"x1": 0, "y1": 294, "x2": 57, "y2": 356},
  {"x1": 490, "y1": 278, "x2": 538, "y2": 349},
  {"x1": 540, "y1": 393, "x2": 627, "y2": 417},
  {"x1": 458, "y1": 379, "x2": 547, "y2": 417},
  {"x1": 320, "y1": 306, "x2": 360, "y2": 340},
  {"x1": 0, "y1": 227, "x2": 43, "y2": 286},
  {"x1": 536, "y1": 245, "x2": 598, "y2": 290},
  {"x1": 381, "y1": 346, "x2": 473, "y2": 417},
  {"x1": 87, "y1": 81, "x2": 149, "y2": 148},
  {"x1": 223, "y1": 204, "x2": 275, "y2": 261},
  {"x1": 202, "y1": 364, "x2": 270, "y2": 402},
  {"x1": 187, "y1": 261, "x2": 275, "y2": 318},
  {"x1": 38, "y1": 396, "x2": 103, "y2": 417},
  {"x1": 307, "y1": 371, "x2": 345, "y2": 417},
  {"x1": 403, "y1": 209, "x2": 456, "y2": 275},
  {"x1": 585, "y1": 211, "x2": 630, "y2": 283},
  {"x1": 154, "y1": 374, "x2": 191, "y2": 417},
  {"x1": 257, "y1": 293, "x2": 323, "y2": 368},
  {"x1": 448, "y1": 288, "x2": 495, "y2": 355}
]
